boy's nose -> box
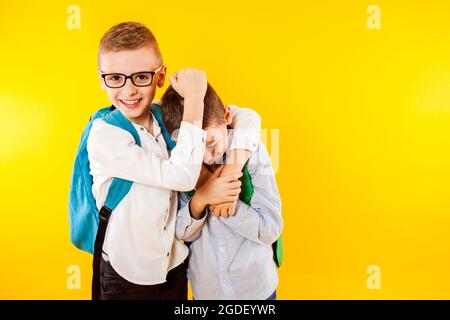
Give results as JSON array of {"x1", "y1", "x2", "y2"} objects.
[{"x1": 121, "y1": 78, "x2": 138, "y2": 95}]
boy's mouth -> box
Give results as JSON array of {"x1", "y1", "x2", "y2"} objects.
[{"x1": 119, "y1": 98, "x2": 142, "y2": 109}]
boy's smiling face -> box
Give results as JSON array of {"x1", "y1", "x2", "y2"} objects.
[{"x1": 98, "y1": 45, "x2": 166, "y2": 124}]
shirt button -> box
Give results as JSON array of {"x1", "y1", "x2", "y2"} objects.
[
  {"x1": 211, "y1": 216, "x2": 216, "y2": 222},
  {"x1": 140, "y1": 127, "x2": 144, "y2": 131},
  {"x1": 163, "y1": 226, "x2": 166, "y2": 231},
  {"x1": 167, "y1": 252, "x2": 170, "y2": 257}
]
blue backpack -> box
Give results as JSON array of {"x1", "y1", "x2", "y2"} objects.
[{"x1": 68, "y1": 103, "x2": 172, "y2": 254}]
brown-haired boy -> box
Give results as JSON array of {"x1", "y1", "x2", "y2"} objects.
[{"x1": 161, "y1": 84, "x2": 283, "y2": 300}]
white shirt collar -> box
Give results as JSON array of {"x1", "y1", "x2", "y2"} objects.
[{"x1": 131, "y1": 112, "x2": 161, "y2": 137}]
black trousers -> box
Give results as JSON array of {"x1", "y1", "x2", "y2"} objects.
[{"x1": 99, "y1": 257, "x2": 188, "y2": 300}]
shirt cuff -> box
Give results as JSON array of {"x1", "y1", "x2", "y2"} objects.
[
  {"x1": 177, "y1": 121, "x2": 207, "y2": 147},
  {"x1": 177, "y1": 199, "x2": 207, "y2": 235},
  {"x1": 228, "y1": 128, "x2": 259, "y2": 153}
]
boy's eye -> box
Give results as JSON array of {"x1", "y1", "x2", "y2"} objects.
[
  {"x1": 136, "y1": 74, "x2": 149, "y2": 81},
  {"x1": 107, "y1": 75, "x2": 122, "y2": 82}
]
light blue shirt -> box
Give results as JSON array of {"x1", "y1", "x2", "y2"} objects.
[{"x1": 176, "y1": 139, "x2": 283, "y2": 300}]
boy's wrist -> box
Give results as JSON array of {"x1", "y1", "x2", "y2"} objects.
[
  {"x1": 184, "y1": 94, "x2": 204, "y2": 104},
  {"x1": 182, "y1": 98, "x2": 205, "y2": 126},
  {"x1": 190, "y1": 192, "x2": 207, "y2": 219},
  {"x1": 221, "y1": 163, "x2": 244, "y2": 176},
  {"x1": 222, "y1": 149, "x2": 251, "y2": 175}
]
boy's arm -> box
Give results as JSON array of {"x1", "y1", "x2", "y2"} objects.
[
  {"x1": 175, "y1": 166, "x2": 241, "y2": 242},
  {"x1": 88, "y1": 68, "x2": 207, "y2": 192},
  {"x1": 212, "y1": 106, "x2": 261, "y2": 216},
  {"x1": 87, "y1": 120, "x2": 206, "y2": 192},
  {"x1": 227, "y1": 105, "x2": 261, "y2": 160},
  {"x1": 223, "y1": 105, "x2": 261, "y2": 173},
  {"x1": 218, "y1": 143, "x2": 283, "y2": 244},
  {"x1": 176, "y1": 192, "x2": 208, "y2": 242}
]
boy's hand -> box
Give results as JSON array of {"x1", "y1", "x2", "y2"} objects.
[
  {"x1": 196, "y1": 166, "x2": 242, "y2": 208},
  {"x1": 209, "y1": 149, "x2": 250, "y2": 217},
  {"x1": 170, "y1": 68, "x2": 207, "y2": 127},
  {"x1": 209, "y1": 202, "x2": 236, "y2": 218},
  {"x1": 169, "y1": 68, "x2": 207, "y2": 101}
]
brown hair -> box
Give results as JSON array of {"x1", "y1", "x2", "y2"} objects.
[
  {"x1": 160, "y1": 83, "x2": 226, "y2": 135},
  {"x1": 98, "y1": 21, "x2": 162, "y2": 63}
]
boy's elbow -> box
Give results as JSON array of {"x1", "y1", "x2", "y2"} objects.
[
  {"x1": 180, "y1": 227, "x2": 202, "y2": 242},
  {"x1": 262, "y1": 227, "x2": 281, "y2": 245},
  {"x1": 248, "y1": 108, "x2": 262, "y2": 128},
  {"x1": 260, "y1": 211, "x2": 283, "y2": 244},
  {"x1": 177, "y1": 177, "x2": 197, "y2": 192},
  {"x1": 185, "y1": 175, "x2": 198, "y2": 191},
  {"x1": 242, "y1": 106, "x2": 261, "y2": 121},
  {"x1": 169, "y1": 165, "x2": 200, "y2": 192},
  {"x1": 175, "y1": 232, "x2": 183, "y2": 241},
  {"x1": 177, "y1": 233, "x2": 199, "y2": 242},
  {"x1": 253, "y1": 108, "x2": 262, "y2": 124},
  {"x1": 175, "y1": 226, "x2": 196, "y2": 242},
  {"x1": 183, "y1": 233, "x2": 201, "y2": 243}
]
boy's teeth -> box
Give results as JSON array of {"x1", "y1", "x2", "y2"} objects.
[{"x1": 122, "y1": 99, "x2": 140, "y2": 104}]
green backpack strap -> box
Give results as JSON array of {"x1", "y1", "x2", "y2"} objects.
[
  {"x1": 239, "y1": 165, "x2": 254, "y2": 205},
  {"x1": 273, "y1": 233, "x2": 283, "y2": 268}
]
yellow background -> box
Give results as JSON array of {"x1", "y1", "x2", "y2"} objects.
[{"x1": 1, "y1": 0, "x2": 450, "y2": 299}]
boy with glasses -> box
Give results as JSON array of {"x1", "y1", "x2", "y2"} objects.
[{"x1": 86, "y1": 21, "x2": 261, "y2": 300}]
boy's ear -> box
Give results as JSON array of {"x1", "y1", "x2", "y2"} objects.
[
  {"x1": 156, "y1": 65, "x2": 167, "y2": 88},
  {"x1": 98, "y1": 69, "x2": 106, "y2": 90},
  {"x1": 224, "y1": 106, "x2": 232, "y2": 125}
]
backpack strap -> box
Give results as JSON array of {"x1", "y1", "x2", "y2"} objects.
[
  {"x1": 103, "y1": 107, "x2": 142, "y2": 147},
  {"x1": 150, "y1": 103, "x2": 176, "y2": 151},
  {"x1": 69, "y1": 107, "x2": 112, "y2": 254},
  {"x1": 102, "y1": 108, "x2": 142, "y2": 210},
  {"x1": 91, "y1": 107, "x2": 142, "y2": 300}
]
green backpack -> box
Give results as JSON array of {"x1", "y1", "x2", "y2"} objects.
[{"x1": 188, "y1": 165, "x2": 283, "y2": 268}]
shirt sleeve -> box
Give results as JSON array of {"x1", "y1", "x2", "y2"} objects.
[
  {"x1": 218, "y1": 142, "x2": 283, "y2": 245},
  {"x1": 87, "y1": 119, "x2": 206, "y2": 192},
  {"x1": 176, "y1": 191, "x2": 208, "y2": 242},
  {"x1": 228, "y1": 105, "x2": 261, "y2": 153}
]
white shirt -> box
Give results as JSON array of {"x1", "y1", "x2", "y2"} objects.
[{"x1": 86, "y1": 105, "x2": 261, "y2": 285}]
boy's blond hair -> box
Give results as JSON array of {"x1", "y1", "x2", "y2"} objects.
[{"x1": 98, "y1": 21, "x2": 162, "y2": 63}]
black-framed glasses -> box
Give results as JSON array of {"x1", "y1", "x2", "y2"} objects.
[{"x1": 101, "y1": 65, "x2": 163, "y2": 88}]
